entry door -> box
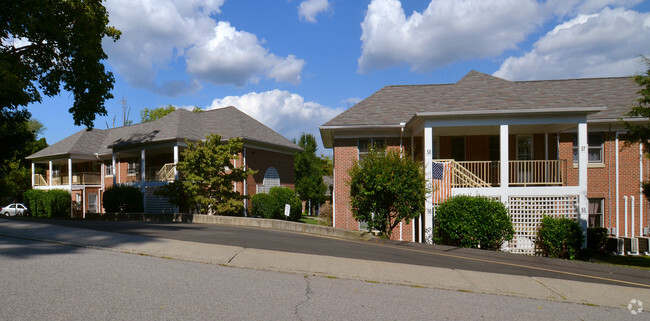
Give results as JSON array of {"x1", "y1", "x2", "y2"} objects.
[
  {"x1": 88, "y1": 193, "x2": 98, "y2": 213},
  {"x1": 516, "y1": 136, "x2": 533, "y2": 183}
]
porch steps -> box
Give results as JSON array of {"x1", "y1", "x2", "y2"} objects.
[
  {"x1": 145, "y1": 194, "x2": 177, "y2": 214},
  {"x1": 449, "y1": 161, "x2": 491, "y2": 188}
]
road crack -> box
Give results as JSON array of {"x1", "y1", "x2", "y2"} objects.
[{"x1": 294, "y1": 275, "x2": 313, "y2": 321}]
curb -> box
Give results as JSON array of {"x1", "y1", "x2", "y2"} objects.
[{"x1": 192, "y1": 214, "x2": 373, "y2": 241}]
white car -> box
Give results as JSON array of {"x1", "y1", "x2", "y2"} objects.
[{"x1": 1, "y1": 203, "x2": 29, "y2": 216}]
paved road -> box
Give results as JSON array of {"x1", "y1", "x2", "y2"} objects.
[
  {"x1": 22, "y1": 218, "x2": 650, "y2": 289},
  {"x1": 0, "y1": 236, "x2": 642, "y2": 321}
]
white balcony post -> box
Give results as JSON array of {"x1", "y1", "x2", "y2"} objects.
[
  {"x1": 49, "y1": 160, "x2": 53, "y2": 186},
  {"x1": 424, "y1": 124, "x2": 433, "y2": 243},
  {"x1": 112, "y1": 152, "x2": 117, "y2": 185},
  {"x1": 68, "y1": 158, "x2": 72, "y2": 190},
  {"x1": 141, "y1": 149, "x2": 146, "y2": 212},
  {"x1": 499, "y1": 125, "x2": 509, "y2": 196},
  {"x1": 173, "y1": 145, "x2": 179, "y2": 180},
  {"x1": 31, "y1": 163, "x2": 35, "y2": 188},
  {"x1": 577, "y1": 122, "x2": 588, "y2": 246}
]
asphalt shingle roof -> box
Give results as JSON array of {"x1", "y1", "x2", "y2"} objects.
[
  {"x1": 27, "y1": 106, "x2": 300, "y2": 160},
  {"x1": 322, "y1": 70, "x2": 640, "y2": 127}
]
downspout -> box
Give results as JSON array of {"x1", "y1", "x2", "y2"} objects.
[
  {"x1": 640, "y1": 143, "x2": 644, "y2": 237},
  {"x1": 615, "y1": 132, "x2": 623, "y2": 238},
  {"x1": 243, "y1": 146, "x2": 248, "y2": 216},
  {"x1": 607, "y1": 128, "x2": 612, "y2": 231},
  {"x1": 399, "y1": 122, "x2": 405, "y2": 241},
  {"x1": 631, "y1": 196, "x2": 635, "y2": 238},
  {"x1": 624, "y1": 196, "x2": 628, "y2": 237}
]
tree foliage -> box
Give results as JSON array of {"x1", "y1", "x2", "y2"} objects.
[
  {"x1": 141, "y1": 105, "x2": 176, "y2": 123},
  {"x1": 294, "y1": 133, "x2": 326, "y2": 214},
  {"x1": 103, "y1": 185, "x2": 144, "y2": 213},
  {"x1": 435, "y1": 195, "x2": 514, "y2": 250},
  {"x1": 348, "y1": 149, "x2": 427, "y2": 237},
  {"x1": 167, "y1": 134, "x2": 255, "y2": 216},
  {"x1": 1, "y1": 0, "x2": 121, "y2": 128},
  {"x1": 623, "y1": 56, "x2": 650, "y2": 152},
  {"x1": 251, "y1": 187, "x2": 301, "y2": 221},
  {"x1": 0, "y1": 119, "x2": 47, "y2": 203}
]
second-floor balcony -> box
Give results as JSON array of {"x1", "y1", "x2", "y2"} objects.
[
  {"x1": 34, "y1": 172, "x2": 102, "y2": 187},
  {"x1": 442, "y1": 160, "x2": 567, "y2": 188}
]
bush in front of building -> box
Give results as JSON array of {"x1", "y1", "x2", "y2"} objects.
[
  {"x1": 587, "y1": 227, "x2": 609, "y2": 256},
  {"x1": 435, "y1": 195, "x2": 514, "y2": 250},
  {"x1": 103, "y1": 185, "x2": 144, "y2": 213},
  {"x1": 23, "y1": 189, "x2": 71, "y2": 218},
  {"x1": 251, "y1": 187, "x2": 301, "y2": 221},
  {"x1": 535, "y1": 216, "x2": 583, "y2": 260}
]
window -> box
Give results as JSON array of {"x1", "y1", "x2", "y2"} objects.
[
  {"x1": 451, "y1": 136, "x2": 465, "y2": 161},
  {"x1": 104, "y1": 161, "x2": 113, "y2": 176},
  {"x1": 358, "y1": 138, "x2": 386, "y2": 160},
  {"x1": 263, "y1": 167, "x2": 280, "y2": 188},
  {"x1": 431, "y1": 136, "x2": 440, "y2": 159},
  {"x1": 127, "y1": 159, "x2": 139, "y2": 176},
  {"x1": 516, "y1": 135, "x2": 533, "y2": 160},
  {"x1": 573, "y1": 133, "x2": 604, "y2": 163},
  {"x1": 588, "y1": 198, "x2": 604, "y2": 228}
]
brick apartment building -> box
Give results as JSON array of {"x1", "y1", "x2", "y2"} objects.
[
  {"x1": 320, "y1": 71, "x2": 649, "y2": 254},
  {"x1": 26, "y1": 107, "x2": 301, "y2": 217}
]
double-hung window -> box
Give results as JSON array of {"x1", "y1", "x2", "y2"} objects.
[
  {"x1": 358, "y1": 138, "x2": 386, "y2": 161},
  {"x1": 573, "y1": 133, "x2": 604, "y2": 163}
]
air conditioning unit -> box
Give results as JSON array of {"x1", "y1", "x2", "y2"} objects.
[
  {"x1": 644, "y1": 227, "x2": 649, "y2": 236},
  {"x1": 609, "y1": 227, "x2": 617, "y2": 236},
  {"x1": 638, "y1": 237, "x2": 650, "y2": 255},
  {"x1": 616, "y1": 238, "x2": 625, "y2": 256},
  {"x1": 627, "y1": 238, "x2": 639, "y2": 256}
]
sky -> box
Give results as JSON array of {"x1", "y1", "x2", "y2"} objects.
[{"x1": 27, "y1": 0, "x2": 650, "y2": 155}]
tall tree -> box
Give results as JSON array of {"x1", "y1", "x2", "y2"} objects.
[
  {"x1": 294, "y1": 133, "x2": 326, "y2": 215},
  {"x1": 0, "y1": 119, "x2": 48, "y2": 203},
  {"x1": 1, "y1": 0, "x2": 121, "y2": 128},
  {"x1": 348, "y1": 149, "x2": 427, "y2": 238},
  {"x1": 623, "y1": 56, "x2": 650, "y2": 151},
  {"x1": 140, "y1": 105, "x2": 176, "y2": 123},
  {"x1": 163, "y1": 134, "x2": 255, "y2": 216}
]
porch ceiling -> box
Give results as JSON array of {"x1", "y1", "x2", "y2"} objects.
[{"x1": 422, "y1": 123, "x2": 577, "y2": 136}]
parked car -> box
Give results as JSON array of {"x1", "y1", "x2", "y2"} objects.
[{"x1": 1, "y1": 203, "x2": 29, "y2": 216}]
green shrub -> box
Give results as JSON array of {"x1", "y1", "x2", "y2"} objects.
[
  {"x1": 269, "y1": 187, "x2": 302, "y2": 221},
  {"x1": 103, "y1": 185, "x2": 144, "y2": 213},
  {"x1": 251, "y1": 193, "x2": 275, "y2": 218},
  {"x1": 587, "y1": 227, "x2": 609, "y2": 255},
  {"x1": 46, "y1": 190, "x2": 71, "y2": 217},
  {"x1": 23, "y1": 189, "x2": 46, "y2": 217},
  {"x1": 23, "y1": 189, "x2": 71, "y2": 217},
  {"x1": 435, "y1": 195, "x2": 514, "y2": 250},
  {"x1": 251, "y1": 187, "x2": 301, "y2": 221},
  {"x1": 535, "y1": 216, "x2": 583, "y2": 260}
]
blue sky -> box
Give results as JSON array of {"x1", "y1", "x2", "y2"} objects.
[{"x1": 28, "y1": 0, "x2": 650, "y2": 155}]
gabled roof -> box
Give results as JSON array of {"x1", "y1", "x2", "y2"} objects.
[
  {"x1": 27, "y1": 106, "x2": 301, "y2": 160},
  {"x1": 322, "y1": 70, "x2": 639, "y2": 128}
]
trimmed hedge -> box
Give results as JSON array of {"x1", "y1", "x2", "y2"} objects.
[
  {"x1": 251, "y1": 187, "x2": 301, "y2": 221},
  {"x1": 23, "y1": 189, "x2": 71, "y2": 218},
  {"x1": 103, "y1": 185, "x2": 144, "y2": 213},
  {"x1": 535, "y1": 216, "x2": 583, "y2": 260},
  {"x1": 435, "y1": 195, "x2": 514, "y2": 250}
]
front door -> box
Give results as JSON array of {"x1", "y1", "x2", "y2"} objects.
[
  {"x1": 516, "y1": 136, "x2": 533, "y2": 184},
  {"x1": 88, "y1": 193, "x2": 98, "y2": 213}
]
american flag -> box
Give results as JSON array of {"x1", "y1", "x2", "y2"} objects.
[{"x1": 432, "y1": 161, "x2": 452, "y2": 204}]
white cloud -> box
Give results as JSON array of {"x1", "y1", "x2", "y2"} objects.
[
  {"x1": 494, "y1": 7, "x2": 650, "y2": 80},
  {"x1": 206, "y1": 90, "x2": 344, "y2": 151},
  {"x1": 298, "y1": 0, "x2": 330, "y2": 23},
  {"x1": 358, "y1": 0, "x2": 541, "y2": 73},
  {"x1": 103, "y1": 0, "x2": 304, "y2": 94},
  {"x1": 186, "y1": 22, "x2": 305, "y2": 86}
]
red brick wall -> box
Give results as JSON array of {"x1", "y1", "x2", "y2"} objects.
[
  {"x1": 332, "y1": 138, "x2": 415, "y2": 241},
  {"x1": 244, "y1": 147, "x2": 296, "y2": 210}
]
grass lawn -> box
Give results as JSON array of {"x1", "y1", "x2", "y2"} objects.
[
  {"x1": 589, "y1": 254, "x2": 650, "y2": 270},
  {"x1": 300, "y1": 215, "x2": 321, "y2": 225}
]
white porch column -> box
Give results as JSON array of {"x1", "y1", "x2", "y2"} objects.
[
  {"x1": 141, "y1": 149, "x2": 146, "y2": 212},
  {"x1": 499, "y1": 125, "x2": 509, "y2": 201},
  {"x1": 31, "y1": 163, "x2": 35, "y2": 188},
  {"x1": 173, "y1": 145, "x2": 179, "y2": 180},
  {"x1": 424, "y1": 124, "x2": 433, "y2": 243},
  {"x1": 112, "y1": 152, "x2": 117, "y2": 185},
  {"x1": 49, "y1": 160, "x2": 53, "y2": 186},
  {"x1": 68, "y1": 158, "x2": 72, "y2": 190},
  {"x1": 577, "y1": 122, "x2": 588, "y2": 246}
]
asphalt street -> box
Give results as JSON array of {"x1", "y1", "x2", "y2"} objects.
[
  {"x1": 0, "y1": 235, "x2": 643, "y2": 321},
  {"x1": 21, "y1": 217, "x2": 650, "y2": 289}
]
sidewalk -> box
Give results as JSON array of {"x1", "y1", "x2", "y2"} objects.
[{"x1": 0, "y1": 219, "x2": 648, "y2": 311}]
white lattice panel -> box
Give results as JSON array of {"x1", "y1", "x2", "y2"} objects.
[{"x1": 504, "y1": 196, "x2": 579, "y2": 255}]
